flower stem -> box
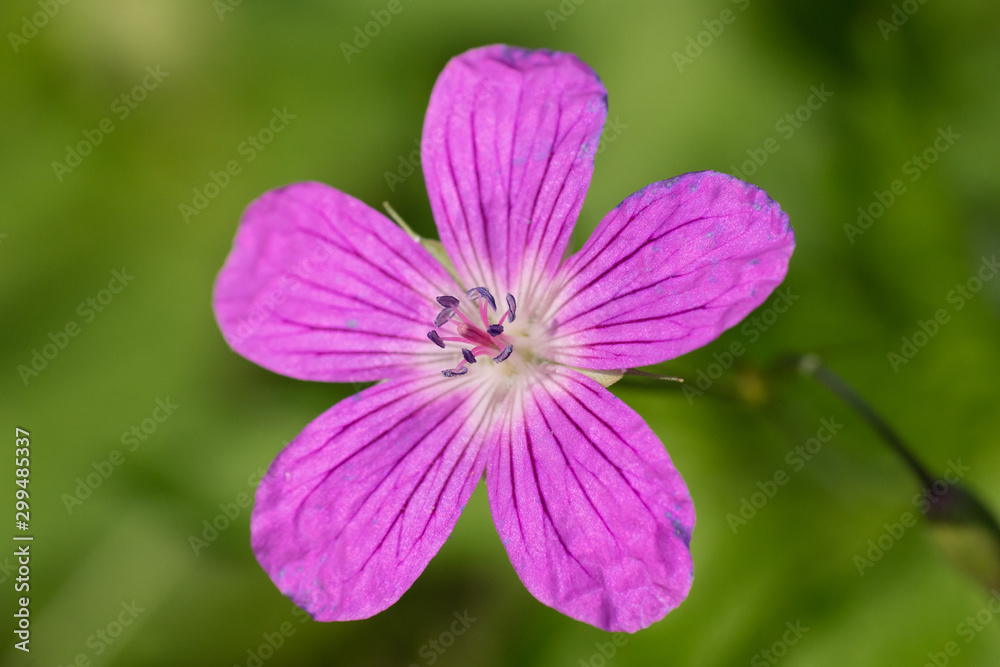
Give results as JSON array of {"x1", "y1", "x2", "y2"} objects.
[
  {"x1": 793, "y1": 353, "x2": 935, "y2": 488},
  {"x1": 793, "y1": 353, "x2": 1000, "y2": 588}
]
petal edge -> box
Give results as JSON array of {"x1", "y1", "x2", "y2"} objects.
[
  {"x1": 422, "y1": 45, "x2": 608, "y2": 301},
  {"x1": 213, "y1": 182, "x2": 458, "y2": 382},
  {"x1": 487, "y1": 367, "x2": 694, "y2": 632},
  {"x1": 251, "y1": 374, "x2": 493, "y2": 620},
  {"x1": 545, "y1": 171, "x2": 795, "y2": 369}
]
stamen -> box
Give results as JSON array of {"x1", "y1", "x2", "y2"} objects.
[
  {"x1": 450, "y1": 307, "x2": 475, "y2": 326},
  {"x1": 466, "y1": 287, "x2": 497, "y2": 311},
  {"x1": 430, "y1": 288, "x2": 519, "y2": 377},
  {"x1": 434, "y1": 307, "x2": 456, "y2": 327},
  {"x1": 427, "y1": 331, "x2": 445, "y2": 348},
  {"x1": 436, "y1": 295, "x2": 460, "y2": 309}
]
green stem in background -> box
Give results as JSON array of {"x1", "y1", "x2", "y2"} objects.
[
  {"x1": 792, "y1": 353, "x2": 1000, "y2": 591},
  {"x1": 794, "y1": 353, "x2": 935, "y2": 489}
]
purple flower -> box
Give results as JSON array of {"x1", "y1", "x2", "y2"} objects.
[{"x1": 213, "y1": 44, "x2": 794, "y2": 632}]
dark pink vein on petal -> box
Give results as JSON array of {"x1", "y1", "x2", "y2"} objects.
[
  {"x1": 524, "y1": 404, "x2": 595, "y2": 581},
  {"x1": 532, "y1": 391, "x2": 615, "y2": 541},
  {"x1": 545, "y1": 372, "x2": 659, "y2": 521}
]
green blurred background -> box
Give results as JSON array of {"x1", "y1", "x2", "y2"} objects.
[{"x1": 3, "y1": 0, "x2": 1000, "y2": 665}]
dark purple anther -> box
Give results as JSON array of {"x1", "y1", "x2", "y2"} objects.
[
  {"x1": 466, "y1": 287, "x2": 497, "y2": 311},
  {"x1": 486, "y1": 324, "x2": 504, "y2": 336},
  {"x1": 493, "y1": 344, "x2": 513, "y2": 363},
  {"x1": 434, "y1": 307, "x2": 456, "y2": 327},
  {"x1": 462, "y1": 348, "x2": 477, "y2": 364},
  {"x1": 442, "y1": 367, "x2": 468, "y2": 377},
  {"x1": 427, "y1": 331, "x2": 445, "y2": 348},
  {"x1": 436, "y1": 295, "x2": 460, "y2": 309},
  {"x1": 505, "y1": 293, "x2": 516, "y2": 322}
]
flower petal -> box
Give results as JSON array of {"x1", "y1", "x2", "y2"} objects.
[
  {"x1": 487, "y1": 367, "x2": 694, "y2": 632},
  {"x1": 544, "y1": 171, "x2": 795, "y2": 369},
  {"x1": 422, "y1": 44, "x2": 608, "y2": 301},
  {"x1": 251, "y1": 374, "x2": 494, "y2": 621},
  {"x1": 213, "y1": 182, "x2": 458, "y2": 382}
]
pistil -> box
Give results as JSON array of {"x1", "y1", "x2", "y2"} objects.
[{"x1": 427, "y1": 287, "x2": 517, "y2": 377}]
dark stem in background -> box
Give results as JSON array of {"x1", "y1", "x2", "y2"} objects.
[
  {"x1": 790, "y1": 353, "x2": 1000, "y2": 590},
  {"x1": 794, "y1": 353, "x2": 936, "y2": 489}
]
